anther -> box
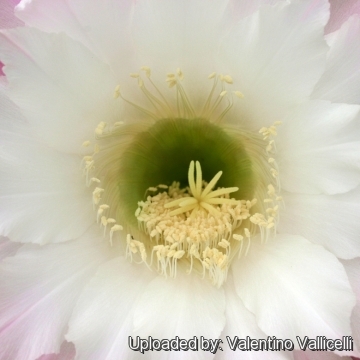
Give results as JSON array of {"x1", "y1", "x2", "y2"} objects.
[
  {"x1": 176, "y1": 68, "x2": 184, "y2": 80},
  {"x1": 234, "y1": 91, "x2": 244, "y2": 98},
  {"x1": 223, "y1": 75, "x2": 233, "y2": 84},
  {"x1": 208, "y1": 72, "x2": 216, "y2": 79},
  {"x1": 110, "y1": 224, "x2": 123, "y2": 245},
  {"x1": 90, "y1": 178, "x2": 101, "y2": 184},
  {"x1": 113, "y1": 85, "x2": 121, "y2": 99},
  {"x1": 140, "y1": 66, "x2": 151, "y2": 77}
]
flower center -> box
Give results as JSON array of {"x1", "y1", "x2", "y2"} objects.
[{"x1": 80, "y1": 68, "x2": 282, "y2": 286}]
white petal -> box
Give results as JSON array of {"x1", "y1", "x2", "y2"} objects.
[
  {"x1": 277, "y1": 100, "x2": 360, "y2": 195},
  {"x1": 130, "y1": 0, "x2": 234, "y2": 101},
  {"x1": 132, "y1": 0, "x2": 229, "y2": 71},
  {"x1": 0, "y1": 89, "x2": 94, "y2": 244},
  {"x1": 15, "y1": 0, "x2": 136, "y2": 80},
  {"x1": 278, "y1": 187, "x2": 360, "y2": 259},
  {"x1": 133, "y1": 267, "x2": 226, "y2": 360},
  {"x1": 341, "y1": 258, "x2": 360, "y2": 353},
  {"x1": 220, "y1": 0, "x2": 329, "y2": 128},
  {"x1": 66, "y1": 257, "x2": 155, "y2": 360},
  {"x1": 312, "y1": 15, "x2": 360, "y2": 104},
  {"x1": 293, "y1": 350, "x2": 352, "y2": 360},
  {"x1": 0, "y1": 27, "x2": 121, "y2": 153},
  {"x1": 232, "y1": 234, "x2": 356, "y2": 353},
  {"x1": 352, "y1": 304, "x2": 360, "y2": 355},
  {"x1": 0, "y1": 227, "x2": 112, "y2": 360},
  {"x1": 223, "y1": 0, "x2": 280, "y2": 22},
  {"x1": 216, "y1": 275, "x2": 293, "y2": 360},
  {"x1": 0, "y1": 237, "x2": 21, "y2": 261}
]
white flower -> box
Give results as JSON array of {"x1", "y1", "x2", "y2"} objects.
[{"x1": 0, "y1": 0, "x2": 360, "y2": 359}]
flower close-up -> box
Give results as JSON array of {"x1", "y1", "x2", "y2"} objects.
[{"x1": 1, "y1": 0, "x2": 360, "y2": 359}]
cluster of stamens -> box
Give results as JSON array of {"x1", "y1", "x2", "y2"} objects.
[
  {"x1": 80, "y1": 67, "x2": 283, "y2": 286},
  {"x1": 113, "y1": 66, "x2": 243, "y2": 122},
  {"x1": 134, "y1": 161, "x2": 257, "y2": 286}
]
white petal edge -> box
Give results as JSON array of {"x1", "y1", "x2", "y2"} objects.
[
  {"x1": 216, "y1": 275, "x2": 294, "y2": 360},
  {"x1": 0, "y1": 27, "x2": 121, "y2": 153},
  {"x1": 277, "y1": 100, "x2": 360, "y2": 195},
  {"x1": 312, "y1": 15, "x2": 360, "y2": 104},
  {"x1": 278, "y1": 187, "x2": 360, "y2": 259},
  {"x1": 0, "y1": 236, "x2": 21, "y2": 261},
  {"x1": 15, "y1": 0, "x2": 136, "y2": 81},
  {"x1": 0, "y1": 85, "x2": 95, "y2": 244},
  {"x1": 341, "y1": 258, "x2": 360, "y2": 353},
  {"x1": 36, "y1": 341, "x2": 76, "y2": 360},
  {"x1": 133, "y1": 266, "x2": 226, "y2": 360},
  {"x1": 232, "y1": 234, "x2": 356, "y2": 355},
  {"x1": 219, "y1": 0, "x2": 329, "y2": 129},
  {"x1": 0, "y1": 227, "x2": 113, "y2": 360},
  {"x1": 131, "y1": 0, "x2": 229, "y2": 70},
  {"x1": 66, "y1": 257, "x2": 155, "y2": 360}
]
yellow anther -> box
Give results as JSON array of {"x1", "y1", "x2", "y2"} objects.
[
  {"x1": 166, "y1": 79, "x2": 177, "y2": 88},
  {"x1": 234, "y1": 91, "x2": 244, "y2": 98},
  {"x1": 113, "y1": 85, "x2": 121, "y2": 99},
  {"x1": 110, "y1": 224, "x2": 123, "y2": 243},
  {"x1": 101, "y1": 216, "x2": 108, "y2": 226},
  {"x1": 173, "y1": 250, "x2": 185, "y2": 259},
  {"x1": 208, "y1": 72, "x2": 216, "y2": 79},
  {"x1": 83, "y1": 155, "x2": 92, "y2": 162},
  {"x1": 141, "y1": 66, "x2": 151, "y2": 77},
  {"x1": 138, "y1": 77, "x2": 144, "y2": 88},
  {"x1": 233, "y1": 234, "x2": 244, "y2": 241},
  {"x1": 82, "y1": 140, "x2": 91, "y2": 147},
  {"x1": 223, "y1": 75, "x2": 233, "y2": 84},
  {"x1": 218, "y1": 239, "x2": 230, "y2": 248},
  {"x1": 176, "y1": 68, "x2": 184, "y2": 80}
]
